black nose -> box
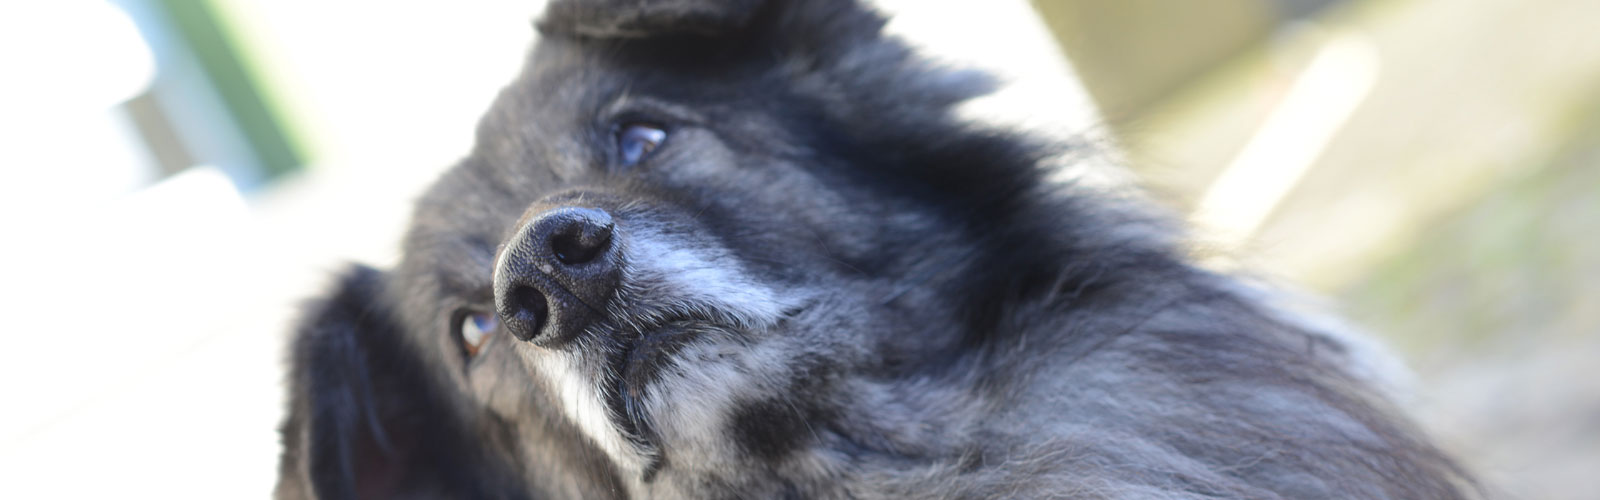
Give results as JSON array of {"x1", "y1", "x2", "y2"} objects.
[{"x1": 494, "y1": 207, "x2": 620, "y2": 346}]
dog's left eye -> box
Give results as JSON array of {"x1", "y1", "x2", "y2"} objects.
[
  {"x1": 616, "y1": 123, "x2": 666, "y2": 166},
  {"x1": 457, "y1": 311, "x2": 498, "y2": 357}
]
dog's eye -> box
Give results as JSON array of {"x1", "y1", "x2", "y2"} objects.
[
  {"x1": 457, "y1": 311, "x2": 498, "y2": 357},
  {"x1": 615, "y1": 123, "x2": 666, "y2": 166}
]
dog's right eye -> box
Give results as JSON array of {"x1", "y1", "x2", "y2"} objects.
[
  {"x1": 456, "y1": 311, "x2": 498, "y2": 357},
  {"x1": 615, "y1": 122, "x2": 667, "y2": 167}
]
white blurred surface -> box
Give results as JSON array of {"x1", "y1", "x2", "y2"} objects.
[
  {"x1": 1193, "y1": 29, "x2": 1380, "y2": 246},
  {"x1": 0, "y1": 0, "x2": 159, "y2": 218},
  {"x1": 0, "y1": 1, "x2": 1096, "y2": 497}
]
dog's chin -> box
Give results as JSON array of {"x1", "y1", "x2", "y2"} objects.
[
  {"x1": 605, "y1": 321, "x2": 705, "y2": 452},
  {"x1": 534, "y1": 278, "x2": 805, "y2": 476}
]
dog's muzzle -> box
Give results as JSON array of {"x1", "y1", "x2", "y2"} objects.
[{"x1": 494, "y1": 206, "x2": 621, "y2": 347}]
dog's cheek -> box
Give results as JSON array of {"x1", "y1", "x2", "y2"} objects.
[
  {"x1": 614, "y1": 223, "x2": 798, "y2": 330},
  {"x1": 645, "y1": 339, "x2": 809, "y2": 467},
  {"x1": 727, "y1": 397, "x2": 811, "y2": 462}
]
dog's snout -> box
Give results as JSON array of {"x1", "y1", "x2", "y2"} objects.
[{"x1": 494, "y1": 207, "x2": 620, "y2": 346}]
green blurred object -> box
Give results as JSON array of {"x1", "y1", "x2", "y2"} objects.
[{"x1": 153, "y1": 0, "x2": 304, "y2": 180}]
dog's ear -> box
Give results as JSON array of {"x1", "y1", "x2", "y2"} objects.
[
  {"x1": 537, "y1": 0, "x2": 767, "y2": 38},
  {"x1": 275, "y1": 266, "x2": 499, "y2": 499}
]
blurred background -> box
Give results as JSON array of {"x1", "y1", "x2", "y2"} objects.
[{"x1": 0, "y1": 0, "x2": 1593, "y2": 497}]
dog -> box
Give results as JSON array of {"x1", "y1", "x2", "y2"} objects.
[{"x1": 275, "y1": 1, "x2": 1480, "y2": 498}]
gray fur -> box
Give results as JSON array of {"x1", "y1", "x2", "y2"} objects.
[{"x1": 276, "y1": 1, "x2": 1481, "y2": 498}]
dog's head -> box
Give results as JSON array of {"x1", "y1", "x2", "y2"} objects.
[{"x1": 277, "y1": 1, "x2": 1084, "y2": 498}]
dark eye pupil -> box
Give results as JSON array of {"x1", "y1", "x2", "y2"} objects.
[{"x1": 617, "y1": 123, "x2": 666, "y2": 166}]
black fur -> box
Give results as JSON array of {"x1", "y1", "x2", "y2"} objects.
[
  {"x1": 276, "y1": 267, "x2": 531, "y2": 499},
  {"x1": 277, "y1": 1, "x2": 1481, "y2": 498}
]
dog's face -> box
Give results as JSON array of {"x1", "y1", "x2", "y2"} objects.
[
  {"x1": 278, "y1": 1, "x2": 1051, "y2": 498},
  {"x1": 406, "y1": 15, "x2": 968, "y2": 490}
]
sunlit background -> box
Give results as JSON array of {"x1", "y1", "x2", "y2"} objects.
[{"x1": 0, "y1": 0, "x2": 1593, "y2": 497}]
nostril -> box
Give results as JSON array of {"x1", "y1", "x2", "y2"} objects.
[
  {"x1": 550, "y1": 220, "x2": 613, "y2": 265},
  {"x1": 507, "y1": 285, "x2": 549, "y2": 340},
  {"x1": 497, "y1": 206, "x2": 620, "y2": 346}
]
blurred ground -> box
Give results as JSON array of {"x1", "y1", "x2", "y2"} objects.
[
  {"x1": 1346, "y1": 113, "x2": 1600, "y2": 498},
  {"x1": 1122, "y1": 0, "x2": 1600, "y2": 497}
]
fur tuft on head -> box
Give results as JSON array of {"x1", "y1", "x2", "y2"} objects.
[{"x1": 538, "y1": 0, "x2": 768, "y2": 38}]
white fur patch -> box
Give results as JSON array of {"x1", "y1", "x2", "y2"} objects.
[
  {"x1": 525, "y1": 348, "x2": 649, "y2": 472},
  {"x1": 620, "y1": 231, "x2": 793, "y2": 329},
  {"x1": 644, "y1": 338, "x2": 795, "y2": 464}
]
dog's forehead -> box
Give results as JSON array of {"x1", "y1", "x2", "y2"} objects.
[{"x1": 399, "y1": 51, "x2": 714, "y2": 282}]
